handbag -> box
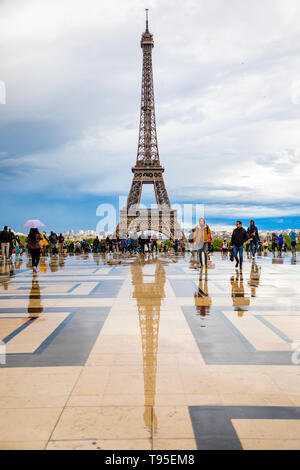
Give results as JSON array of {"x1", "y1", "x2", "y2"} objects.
[{"x1": 230, "y1": 249, "x2": 234, "y2": 262}]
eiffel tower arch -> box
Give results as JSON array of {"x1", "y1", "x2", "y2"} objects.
[{"x1": 116, "y1": 10, "x2": 182, "y2": 241}]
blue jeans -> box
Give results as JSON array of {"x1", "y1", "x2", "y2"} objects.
[
  {"x1": 233, "y1": 245, "x2": 244, "y2": 266},
  {"x1": 250, "y1": 241, "x2": 258, "y2": 257}
]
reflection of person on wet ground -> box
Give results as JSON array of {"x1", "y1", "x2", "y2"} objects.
[
  {"x1": 194, "y1": 267, "x2": 212, "y2": 321},
  {"x1": 49, "y1": 257, "x2": 59, "y2": 272},
  {"x1": 39, "y1": 260, "x2": 48, "y2": 273},
  {"x1": 245, "y1": 241, "x2": 251, "y2": 259},
  {"x1": 14, "y1": 256, "x2": 23, "y2": 270},
  {"x1": 230, "y1": 270, "x2": 249, "y2": 315},
  {"x1": 0, "y1": 260, "x2": 14, "y2": 291},
  {"x1": 93, "y1": 252, "x2": 101, "y2": 265},
  {"x1": 28, "y1": 277, "x2": 43, "y2": 318},
  {"x1": 59, "y1": 254, "x2": 66, "y2": 268},
  {"x1": 248, "y1": 262, "x2": 261, "y2": 297}
]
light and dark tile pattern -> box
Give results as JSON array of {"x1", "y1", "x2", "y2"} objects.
[
  {"x1": 189, "y1": 406, "x2": 300, "y2": 450},
  {"x1": 0, "y1": 251, "x2": 300, "y2": 450}
]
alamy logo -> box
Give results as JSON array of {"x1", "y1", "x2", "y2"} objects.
[
  {"x1": 0, "y1": 341, "x2": 6, "y2": 365},
  {"x1": 291, "y1": 341, "x2": 300, "y2": 365},
  {"x1": 0, "y1": 81, "x2": 6, "y2": 104},
  {"x1": 291, "y1": 80, "x2": 300, "y2": 105}
]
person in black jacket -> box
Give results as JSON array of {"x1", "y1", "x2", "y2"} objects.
[
  {"x1": 231, "y1": 221, "x2": 249, "y2": 269},
  {"x1": 93, "y1": 236, "x2": 100, "y2": 253},
  {"x1": 0, "y1": 226, "x2": 12, "y2": 261},
  {"x1": 247, "y1": 220, "x2": 260, "y2": 259}
]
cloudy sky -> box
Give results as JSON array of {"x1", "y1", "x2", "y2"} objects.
[{"x1": 1, "y1": 0, "x2": 300, "y2": 233}]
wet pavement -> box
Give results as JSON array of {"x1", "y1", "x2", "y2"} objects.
[{"x1": 0, "y1": 250, "x2": 300, "y2": 450}]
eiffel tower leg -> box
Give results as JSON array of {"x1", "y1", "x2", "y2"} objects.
[
  {"x1": 154, "y1": 177, "x2": 170, "y2": 208},
  {"x1": 127, "y1": 178, "x2": 142, "y2": 212}
]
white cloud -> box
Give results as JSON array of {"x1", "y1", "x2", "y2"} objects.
[{"x1": 1, "y1": 0, "x2": 300, "y2": 222}]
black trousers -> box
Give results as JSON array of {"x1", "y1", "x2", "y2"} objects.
[{"x1": 29, "y1": 248, "x2": 41, "y2": 268}]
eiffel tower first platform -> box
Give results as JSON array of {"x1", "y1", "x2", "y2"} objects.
[{"x1": 116, "y1": 10, "x2": 182, "y2": 241}]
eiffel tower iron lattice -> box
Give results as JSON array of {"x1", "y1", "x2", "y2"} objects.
[{"x1": 117, "y1": 10, "x2": 181, "y2": 240}]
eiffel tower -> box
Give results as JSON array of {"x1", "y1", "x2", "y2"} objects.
[{"x1": 117, "y1": 10, "x2": 181, "y2": 240}]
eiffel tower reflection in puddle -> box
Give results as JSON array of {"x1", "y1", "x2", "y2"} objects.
[{"x1": 131, "y1": 255, "x2": 166, "y2": 436}]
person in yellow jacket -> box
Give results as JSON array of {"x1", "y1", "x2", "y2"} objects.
[
  {"x1": 40, "y1": 232, "x2": 49, "y2": 255},
  {"x1": 193, "y1": 217, "x2": 212, "y2": 267}
]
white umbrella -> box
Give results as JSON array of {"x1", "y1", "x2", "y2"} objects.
[{"x1": 22, "y1": 219, "x2": 46, "y2": 229}]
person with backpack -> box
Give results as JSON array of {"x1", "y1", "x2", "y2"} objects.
[
  {"x1": 193, "y1": 217, "x2": 212, "y2": 268},
  {"x1": 49, "y1": 231, "x2": 58, "y2": 255},
  {"x1": 230, "y1": 221, "x2": 249, "y2": 269},
  {"x1": 58, "y1": 233, "x2": 65, "y2": 253},
  {"x1": 278, "y1": 234, "x2": 284, "y2": 257}
]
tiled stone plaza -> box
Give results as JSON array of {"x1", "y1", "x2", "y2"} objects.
[{"x1": 0, "y1": 251, "x2": 300, "y2": 450}]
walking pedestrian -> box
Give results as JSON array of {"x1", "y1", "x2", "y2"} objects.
[
  {"x1": 221, "y1": 240, "x2": 228, "y2": 257},
  {"x1": 289, "y1": 230, "x2": 297, "y2": 257},
  {"x1": 230, "y1": 221, "x2": 249, "y2": 269},
  {"x1": 27, "y1": 228, "x2": 42, "y2": 274},
  {"x1": 263, "y1": 239, "x2": 269, "y2": 256},
  {"x1": 278, "y1": 234, "x2": 284, "y2": 256},
  {"x1": 0, "y1": 226, "x2": 12, "y2": 261},
  {"x1": 93, "y1": 236, "x2": 100, "y2": 253},
  {"x1": 247, "y1": 220, "x2": 260, "y2": 259},
  {"x1": 41, "y1": 232, "x2": 49, "y2": 255},
  {"x1": 49, "y1": 231, "x2": 58, "y2": 255},
  {"x1": 193, "y1": 217, "x2": 211, "y2": 268},
  {"x1": 58, "y1": 233, "x2": 65, "y2": 253},
  {"x1": 271, "y1": 233, "x2": 278, "y2": 257}
]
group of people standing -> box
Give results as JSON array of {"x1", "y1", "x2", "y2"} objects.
[
  {"x1": 40, "y1": 231, "x2": 66, "y2": 255},
  {"x1": 1, "y1": 220, "x2": 298, "y2": 275},
  {"x1": 192, "y1": 218, "x2": 298, "y2": 270},
  {"x1": 190, "y1": 217, "x2": 253, "y2": 269},
  {"x1": 231, "y1": 222, "x2": 297, "y2": 268},
  {"x1": 0, "y1": 226, "x2": 24, "y2": 260}
]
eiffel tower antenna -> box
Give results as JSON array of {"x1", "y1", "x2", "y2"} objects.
[{"x1": 145, "y1": 8, "x2": 149, "y2": 32}]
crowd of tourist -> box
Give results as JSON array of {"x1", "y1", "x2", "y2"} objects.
[
  {"x1": 0, "y1": 221, "x2": 298, "y2": 275},
  {"x1": 0, "y1": 226, "x2": 25, "y2": 258}
]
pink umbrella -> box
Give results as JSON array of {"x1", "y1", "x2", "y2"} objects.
[{"x1": 22, "y1": 219, "x2": 46, "y2": 229}]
